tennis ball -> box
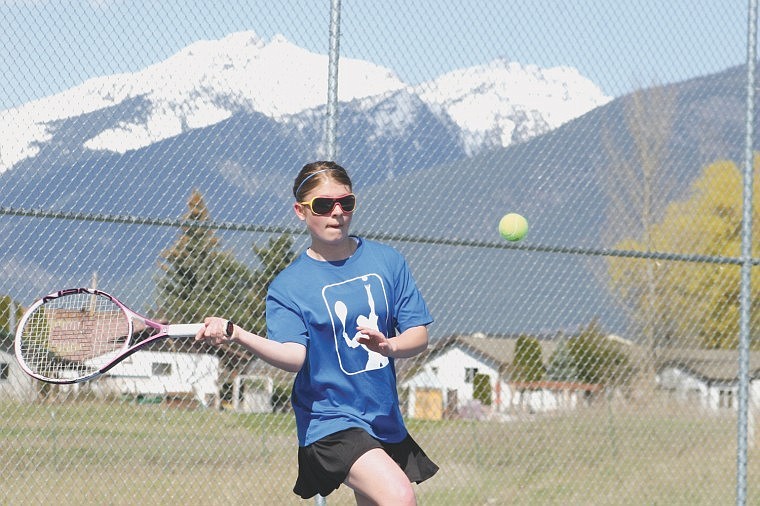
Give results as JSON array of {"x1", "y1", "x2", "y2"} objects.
[{"x1": 499, "y1": 213, "x2": 528, "y2": 241}]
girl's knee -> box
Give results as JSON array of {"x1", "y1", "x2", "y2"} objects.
[{"x1": 385, "y1": 481, "x2": 416, "y2": 506}]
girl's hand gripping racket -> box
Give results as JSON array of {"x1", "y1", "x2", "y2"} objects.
[{"x1": 14, "y1": 288, "x2": 203, "y2": 384}]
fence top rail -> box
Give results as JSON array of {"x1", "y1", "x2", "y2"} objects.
[{"x1": 2, "y1": 206, "x2": 757, "y2": 266}]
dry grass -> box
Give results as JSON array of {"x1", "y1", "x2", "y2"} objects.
[{"x1": 0, "y1": 397, "x2": 757, "y2": 505}]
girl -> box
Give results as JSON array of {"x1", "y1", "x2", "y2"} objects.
[{"x1": 197, "y1": 161, "x2": 438, "y2": 505}]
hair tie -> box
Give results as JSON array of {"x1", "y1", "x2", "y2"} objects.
[{"x1": 295, "y1": 168, "x2": 331, "y2": 198}]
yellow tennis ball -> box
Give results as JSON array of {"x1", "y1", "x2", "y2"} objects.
[{"x1": 499, "y1": 213, "x2": 528, "y2": 241}]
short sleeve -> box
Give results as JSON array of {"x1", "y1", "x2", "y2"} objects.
[
  {"x1": 392, "y1": 253, "x2": 433, "y2": 333},
  {"x1": 266, "y1": 283, "x2": 309, "y2": 346}
]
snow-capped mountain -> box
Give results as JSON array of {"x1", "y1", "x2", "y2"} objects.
[
  {"x1": 0, "y1": 30, "x2": 608, "y2": 174},
  {"x1": 0, "y1": 31, "x2": 406, "y2": 173},
  {"x1": 417, "y1": 60, "x2": 611, "y2": 155},
  {"x1": 0, "y1": 24, "x2": 751, "y2": 335}
]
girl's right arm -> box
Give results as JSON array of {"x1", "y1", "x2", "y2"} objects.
[{"x1": 195, "y1": 317, "x2": 306, "y2": 373}]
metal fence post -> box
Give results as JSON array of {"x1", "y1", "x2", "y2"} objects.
[
  {"x1": 319, "y1": 6, "x2": 340, "y2": 505},
  {"x1": 325, "y1": 0, "x2": 341, "y2": 161},
  {"x1": 737, "y1": 1, "x2": 757, "y2": 505}
]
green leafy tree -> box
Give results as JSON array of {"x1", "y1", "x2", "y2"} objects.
[
  {"x1": 608, "y1": 156, "x2": 760, "y2": 349},
  {"x1": 546, "y1": 335, "x2": 578, "y2": 382},
  {"x1": 246, "y1": 234, "x2": 297, "y2": 335},
  {"x1": 563, "y1": 320, "x2": 633, "y2": 387},
  {"x1": 0, "y1": 295, "x2": 24, "y2": 345},
  {"x1": 473, "y1": 373, "x2": 492, "y2": 406},
  {"x1": 254, "y1": 234, "x2": 297, "y2": 284},
  {"x1": 156, "y1": 190, "x2": 254, "y2": 326},
  {"x1": 156, "y1": 190, "x2": 296, "y2": 340},
  {"x1": 512, "y1": 334, "x2": 544, "y2": 382}
]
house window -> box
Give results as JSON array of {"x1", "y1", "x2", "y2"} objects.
[
  {"x1": 465, "y1": 367, "x2": 478, "y2": 383},
  {"x1": 0, "y1": 362, "x2": 8, "y2": 380},
  {"x1": 151, "y1": 362, "x2": 172, "y2": 376}
]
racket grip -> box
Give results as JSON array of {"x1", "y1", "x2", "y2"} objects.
[{"x1": 166, "y1": 323, "x2": 205, "y2": 337}]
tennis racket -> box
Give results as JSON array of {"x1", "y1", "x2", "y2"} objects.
[{"x1": 14, "y1": 287, "x2": 203, "y2": 384}]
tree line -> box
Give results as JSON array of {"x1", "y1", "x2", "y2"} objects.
[
  {"x1": 604, "y1": 86, "x2": 760, "y2": 352},
  {"x1": 153, "y1": 189, "x2": 295, "y2": 370}
]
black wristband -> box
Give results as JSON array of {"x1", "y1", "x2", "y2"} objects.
[{"x1": 225, "y1": 320, "x2": 235, "y2": 338}]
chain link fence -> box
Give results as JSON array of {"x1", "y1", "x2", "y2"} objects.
[{"x1": 0, "y1": 1, "x2": 758, "y2": 504}]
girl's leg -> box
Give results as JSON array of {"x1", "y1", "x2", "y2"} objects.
[{"x1": 344, "y1": 448, "x2": 416, "y2": 506}]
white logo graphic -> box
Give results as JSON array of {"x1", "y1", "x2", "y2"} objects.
[{"x1": 324, "y1": 274, "x2": 389, "y2": 374}]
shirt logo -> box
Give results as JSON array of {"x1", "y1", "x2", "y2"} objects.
[{"x1": 323, "y1": 274, "x2": 389, "y2": 375}]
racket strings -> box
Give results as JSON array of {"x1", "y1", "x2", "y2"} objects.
[{"x1": 18, "y1": 292, "x2": 130, "y2": 381}]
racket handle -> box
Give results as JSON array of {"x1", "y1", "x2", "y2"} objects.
[{"x1": 166, "y1": 323, "x2": 205, "y2": 337}]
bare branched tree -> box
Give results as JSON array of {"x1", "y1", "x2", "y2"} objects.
[{"x1": 601, "y1": 84, "x2": 678, "y2": 389}]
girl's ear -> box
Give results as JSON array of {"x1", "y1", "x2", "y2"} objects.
[{"x1": 293, "y1": 202, "x2": 307, "y2": 221}]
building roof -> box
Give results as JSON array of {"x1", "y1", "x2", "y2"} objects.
[
  {"x1": 395, "y1": 333, "x2": 562, "y2": 383},
  {"x1": 430, "y1": 333, "x2": 560, "y2": 370},
  {"x1": 655, "y1": 348, "x2": 760, "y2": 383},
  {"x1": 436, "y1": 336, "x2": 760, "y2": 385}
]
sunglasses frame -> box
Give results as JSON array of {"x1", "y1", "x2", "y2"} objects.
[{"x1": 299, "y1": 193, "x2": 357, "y2": 216}]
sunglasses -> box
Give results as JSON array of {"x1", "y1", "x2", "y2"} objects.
[{"x1": 299, "y1": 193, "x2": 357, "y2": 216}]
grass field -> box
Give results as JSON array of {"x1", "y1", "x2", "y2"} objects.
[{"x1": 0, "y1": 398, "x2": 757, "y2": 505}]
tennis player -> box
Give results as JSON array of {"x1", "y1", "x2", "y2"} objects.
[{"x1": 197, "y1": 161, "x2": 438, "y2": 505}]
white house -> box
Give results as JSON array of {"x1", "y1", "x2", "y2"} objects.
[
  {"x1": 230, "y1": 358, "x2": 296, "y2": 413},
  {"x1": 230, "y1": 374, "x2": 274, "y2": 413},
  {"x1": 656, "y1": 348, "x2": 760, "y2": 412},
  {"x1": 400, "y1": 333, "x2": 602, "y2": 420},
  {"x1": 75, "y1": 350, "x2": 221, "y2": 407},
  {"x1": 0, "y1": 348, "x2": 36, "y2": 402}
]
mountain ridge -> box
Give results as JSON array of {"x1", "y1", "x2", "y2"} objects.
[
  {"x1": 0, "y1": 33, "x2": 753, "y2": 338},
  {"x1": 0, "y1": 30, "x2": 608, "y2": 174}
]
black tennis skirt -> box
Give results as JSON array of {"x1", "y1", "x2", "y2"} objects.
[{"x1": 293, "y1": 427, "x2": 439, "y2": 499}]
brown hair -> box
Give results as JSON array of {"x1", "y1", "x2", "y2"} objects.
[{"x1": 292, "y1": 161, "x2": 353, "y2": 200}]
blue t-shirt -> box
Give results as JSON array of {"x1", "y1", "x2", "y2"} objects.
[{"x1": 266, "y1": 237, "x2": 433, "y2": 447}]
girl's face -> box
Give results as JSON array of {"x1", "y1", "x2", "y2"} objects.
[{"x1": 294, "y1": 178, "x2": 354, "y2": 247}]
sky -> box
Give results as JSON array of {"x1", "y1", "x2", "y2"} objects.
[{"x1": 0, "y1": 0, "x2": 751, "y2": 111}]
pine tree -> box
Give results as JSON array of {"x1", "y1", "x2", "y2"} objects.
[
  {"x1": 156, "y1": 189, "x2": 233, "y2": 323},
  {"x1": 547, "y1": 334, "x2": 579, "y2": 382},
  {"x1": 247, "y1": 234, "x2": 297, "y2": 335},
  {"x1": 567, "y1": 320, "x2": 632, "y2": 386},
  {"x1": 155, "y1": 190, "x2": 296, "y2": 337},
  {"x1": 512, "y1": 334, "x2": 544, "y2": 382},
  {"x1": 0, "y1": 295, "x2": 24, "y2": 346}
]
